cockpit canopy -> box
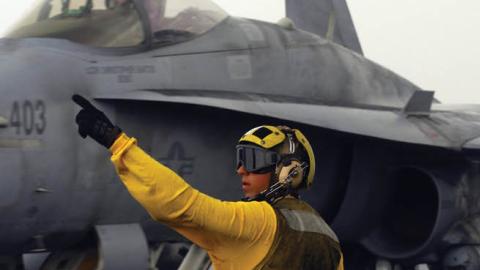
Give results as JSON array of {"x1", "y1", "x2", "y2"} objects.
[{"x1": 6, "y1": 0, "x2": 228, "y2": 48}]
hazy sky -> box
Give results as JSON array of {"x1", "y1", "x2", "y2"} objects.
[{"x1": 0, "y1": 0, "x2": 478, "y2": 104}]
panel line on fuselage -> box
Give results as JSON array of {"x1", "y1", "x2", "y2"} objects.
[{"x1": 0, "y1": 138, "x2": 43, "y2": 148}]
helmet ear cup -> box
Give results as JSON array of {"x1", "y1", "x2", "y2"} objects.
[{"x1": 276, "y1": 159, "x2": 303, "y2": 188}]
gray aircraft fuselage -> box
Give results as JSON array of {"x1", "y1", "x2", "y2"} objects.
[{"x1": 1, "y1": 1, "x2": 480, "y2": 269}]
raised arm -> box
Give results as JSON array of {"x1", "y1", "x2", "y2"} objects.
[
  {"x1": 109, "y1": 133, "x2": 277, "y2": 251},
  {"x1": 72, "y1": 95, "x2": 277, "y2": 265}
]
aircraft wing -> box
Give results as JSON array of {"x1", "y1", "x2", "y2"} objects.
[
  {"x1": 94, "y1": 90, "x2": 480, "y2": 150},
  {"x1": 285, "y1": 0, "x2": 363, "y2": 55}
]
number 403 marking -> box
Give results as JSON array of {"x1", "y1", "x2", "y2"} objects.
[{"x1": 10, "y1": 100, "x2": 47, "y2": 135}]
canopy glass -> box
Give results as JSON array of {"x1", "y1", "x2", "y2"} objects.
[{"x1": 6, "y1": 0, "x2": 228, "y2": 48}]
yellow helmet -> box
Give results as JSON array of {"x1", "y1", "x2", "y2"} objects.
[{"x1": 236, "y1": 125, "x2": 316, "y2": 189}]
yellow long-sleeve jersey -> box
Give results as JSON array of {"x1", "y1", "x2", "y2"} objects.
[{"x1": 110, "y1": 133, "x2": 277, "y2": 269}]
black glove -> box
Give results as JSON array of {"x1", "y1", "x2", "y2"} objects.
[{"x1": 72, "y1": 94, "x2": 122, "y2": 148}]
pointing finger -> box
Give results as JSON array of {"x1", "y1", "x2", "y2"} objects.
[{"x1": 72, "y1": 94, "x2": 96, "y2": 110}]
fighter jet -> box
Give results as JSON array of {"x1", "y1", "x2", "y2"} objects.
[{"x1": 0, "y1": 0, "x2": 479, "y2": 269}]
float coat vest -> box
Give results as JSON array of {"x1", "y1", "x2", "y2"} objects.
[{"x1": 256, "y1": 198, "x2": 343, "y2": 270}]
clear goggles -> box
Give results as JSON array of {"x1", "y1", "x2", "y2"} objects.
[{"x1": 236, "y1": 145, "x2": 280, "y2": 173}]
